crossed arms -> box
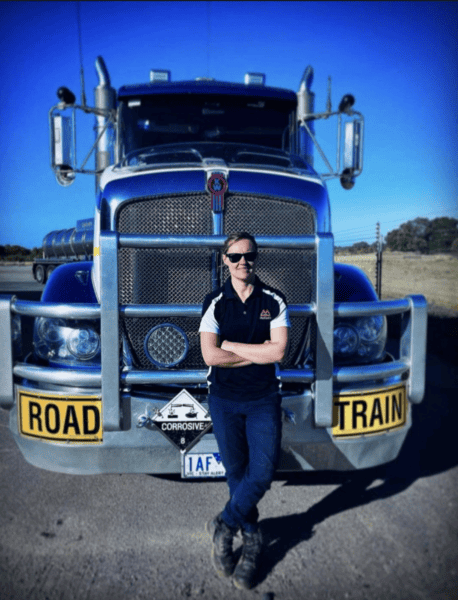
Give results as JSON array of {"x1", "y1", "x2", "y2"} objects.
[{"x1": 200, "y1": 327, "x2": 289, "y2": 368}]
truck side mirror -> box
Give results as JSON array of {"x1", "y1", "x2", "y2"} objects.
[
  {"x1": 340, "y1": 118, "x2": 363, "y2": 190},
  {"x1": 338, "y1": 94, "x2": 355, "y2": 115},
  {"x1": 340, "y1": 168, "x2": 355, "y2": 190},
  {"x1": 51, "y1": 112, "x2": 76, "y2": 187},
  {"x1": 57, "y1": 86, "x2": 76, "y2": 105}
]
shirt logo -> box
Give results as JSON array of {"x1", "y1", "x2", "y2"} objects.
[{"x1": 260, "y1": 309, "x2": 271, "y2": 320}]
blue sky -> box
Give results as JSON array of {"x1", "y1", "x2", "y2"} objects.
[{"x1": 0, "y1": 1, "x2": 457, "y2": 249}]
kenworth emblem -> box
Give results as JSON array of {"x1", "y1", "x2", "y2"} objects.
[{"x1": 207, "y1": 173, "x2": 228, "y2": 212}]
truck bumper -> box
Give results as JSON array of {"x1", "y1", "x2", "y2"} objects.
[{"x1": 9, "y1": 377, "x2": 410, "y2": 475}]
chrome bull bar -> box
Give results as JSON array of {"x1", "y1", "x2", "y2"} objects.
[{"x1": 0, "y1": 232, "x2": 427, "y2": 432}]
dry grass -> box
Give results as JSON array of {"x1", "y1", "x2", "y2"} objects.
[{"x1": 336, "y1": 251, "x2": 458, "y2": 312}]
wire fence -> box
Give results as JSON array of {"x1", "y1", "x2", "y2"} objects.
[{"x1": 334, "y1": 223, "x2": 458, "y2": 312}]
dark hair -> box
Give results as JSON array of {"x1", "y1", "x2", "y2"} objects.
[{"x1": 222, "y1": 232, "x2": 258, "y2": 255}]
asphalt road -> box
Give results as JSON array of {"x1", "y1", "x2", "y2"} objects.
[
  {"x1": 1, "y1": 266, "x2": 457, "y2": 600},
  {"x1": 0, "y1": 264, "x2": 44, "y2": 293}
]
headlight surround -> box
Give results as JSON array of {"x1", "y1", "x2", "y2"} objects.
[
  {"x1": 33, "y1": 317, "x2": 101, "y2": 365},
  {"x1": 12, "y1": 314, "x2": 22, "y2": 358},
  {"x1": 334, "y1": 315, "x2": 387, "y2": 364}
]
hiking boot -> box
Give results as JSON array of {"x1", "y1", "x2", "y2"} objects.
[
  {"x1": 206, "y1": 514, "x2": 238, "y2": 577},
  {"x1": 233, "y1": 528, "x2": 263, "y2": 590}
]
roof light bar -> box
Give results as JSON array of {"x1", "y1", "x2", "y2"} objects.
[
  {"x1": 244, "y1": 73, "x2": 266, "y2": 86},
  {"x1": 150, "y1": 70, "x2": 171, "y2": 83}
]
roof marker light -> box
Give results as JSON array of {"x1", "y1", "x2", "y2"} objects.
[
  {"x1": 244, "y1": 73, "x2": 266, "y2": 85},
  {"x1": 150, "y1": 70, "x2": 171, "y2": 82}
]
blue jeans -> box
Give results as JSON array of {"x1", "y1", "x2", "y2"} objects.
[{"x1": 208, "y1": 392, "x2": 282, "y2": 533}]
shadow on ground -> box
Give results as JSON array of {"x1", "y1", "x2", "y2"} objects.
[{"x1": 254, "y1": 312, "x2": 458, "y2": 587}]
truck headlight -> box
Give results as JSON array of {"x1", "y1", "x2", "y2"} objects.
[
  {"x1": 37, "y1": 318, "x2": 66, "y2": 344},
  {"x1": 334, "y1": 315, "x2": 387, "y2": 364},
  {"x1": 67, "y1": 328, "x2": 100, "y2": 360},
  {"x1": 34, "y1": 317, "x2": 101, "y2": 364},
  {"x1": 334, "y1": 324, "x2": 359, "y2": 355},
  {"x1": 355, "y1": 316, "x2": 384, "y2": 342}
]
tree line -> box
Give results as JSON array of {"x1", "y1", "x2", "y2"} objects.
[
  {"x1": 385, "y1": 217, "x2": 457, "y2": 254},
  {"x1": 336, "y1": 217, "x2": 458, "y2": 255},
  {"x1": 0, "y1": 245, "x2": 41, "y2": 262}
]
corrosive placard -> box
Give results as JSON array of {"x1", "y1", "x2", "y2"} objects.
[{"x1": 151, "y1": 389, "x2": 212, "y2": 453}]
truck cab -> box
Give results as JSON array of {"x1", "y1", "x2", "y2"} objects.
[{"x1": 0, "y1": 58, "x2": 427, "y2": 476}]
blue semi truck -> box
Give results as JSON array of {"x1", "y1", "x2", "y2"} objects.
[{"x1": 0, "y1": 57, "x2": 427, "y2": 476}]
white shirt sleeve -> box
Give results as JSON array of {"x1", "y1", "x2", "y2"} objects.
[
  {"x1": 270, "y1": 296, "x2": 291, "y2": 330},
  {"x1": 198, "y1": 295, "x2": 221, "y2": 334}
]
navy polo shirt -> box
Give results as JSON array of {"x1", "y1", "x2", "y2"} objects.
[{"x1": 199, "y1": 276, "x2": 290, "y2": 401}]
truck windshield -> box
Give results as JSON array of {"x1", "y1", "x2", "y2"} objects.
[{"x1": 119, "y1": 93, "x2": 296, "y2": 156}]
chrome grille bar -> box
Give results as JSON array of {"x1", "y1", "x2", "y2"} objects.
[
  {"x1": 100, "y1": 232, "x2": 121, "y2": 431},
  {"x1": 314, "y1": 233, "x2": 334, "y2": 426},
  {"x1": 12, "y1": 359, "x2": 411, "y2": 386},
  {"x1": 0, "y1": 296, "x2": 14, "y2": 408},
  {"x1": 118, "y1": 234, "x2": 317, "y2": 249},
  {"x1": 11, "y1": 299, "x2": 416, "y2": 320}
]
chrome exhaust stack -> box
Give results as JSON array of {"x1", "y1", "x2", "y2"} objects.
[{"x1": 94, "y1": 56, "x2": 116, "y2": 192}]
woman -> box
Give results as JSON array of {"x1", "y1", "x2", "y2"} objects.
[{"x1": 199, "y1": 232, "x2": 290, "y2": 590}]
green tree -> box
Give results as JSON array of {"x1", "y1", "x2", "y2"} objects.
[
  {"x1": 428, "y1": 217, "x2": 458, "y2": 252},
  {"x1": 387, "y1": 218, "x2": 429, "y2": 253},
  {"x1": 352, "y1": 241, "x2": 371, "y2": 254},
  {"x1": 386, "y1": 217, "x2": 457, "y2": 253}
]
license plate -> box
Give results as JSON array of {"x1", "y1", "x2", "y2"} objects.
[
  {"x1": 332, "y1": 384, "x2": 407, "y2": 437},
  {"x1": 18, "y1": 389, "x2": 102, "y2": 443},
  {"x1": 182, "y1": 452, "x2": 226, "y2": 478}
]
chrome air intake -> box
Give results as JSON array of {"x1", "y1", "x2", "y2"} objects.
[{"x1": 117, "y1": 192, "x2": 315, "y2": 370}]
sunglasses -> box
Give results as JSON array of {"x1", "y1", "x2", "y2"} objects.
[{"x1": 225, "y1": 251, "x2": 258, "y2": 263}]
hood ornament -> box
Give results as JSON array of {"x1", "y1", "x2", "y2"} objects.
[{"x1": 207, "y1": 173, "x2": 228, "y2": 213}]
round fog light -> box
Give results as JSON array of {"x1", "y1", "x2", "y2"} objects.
[{"x1": 144, "y1": 324, "x2": 188, "y2": 368}]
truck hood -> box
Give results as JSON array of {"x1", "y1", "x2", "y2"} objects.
[
  {"x1": 98, "y1": 148, "x2": 331, "y2": 234},
  {"x1": 100, "y1": 142, "x2": 323, "y2": 191}
]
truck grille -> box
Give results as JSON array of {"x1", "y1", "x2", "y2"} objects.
[{"x1": 117, "y1": 192, "x2": 315, "y2": 370}]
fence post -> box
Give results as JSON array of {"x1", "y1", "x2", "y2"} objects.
[{"x1": 375, "y1": 222, "x2": 383, "y2": 298}]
